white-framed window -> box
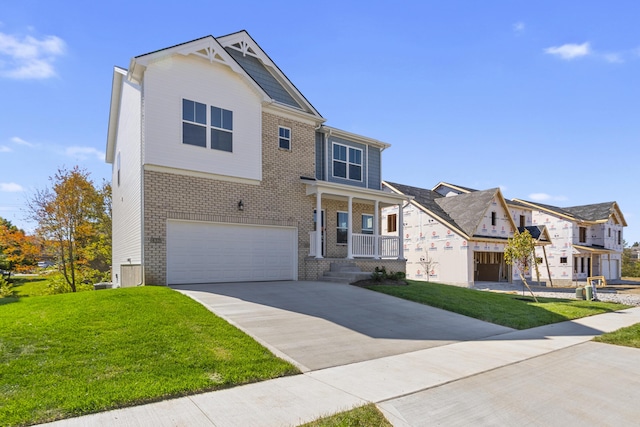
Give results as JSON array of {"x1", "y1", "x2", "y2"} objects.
[
  {"x1": 332, "y1": 143, "x2": 362, "y2": 181},
  {"x1": 362, "y1": 214, "x2": 373, "y2": 234},
  {"x1": 182, "y1": 99, "x2": 207, "y2": 148},
  {"x1": 279, "y1": 126, "x2": 291, "y2": 150},
  {"x1": 116, "y1": 151, "x2": 121, "y2": 187},
  {"x1": 211, "y1": 106, "x2": 233, "y2": 152},
  {"x1": 337, "y1": 211, "x2": 348, "y2": 244},
  {"x1": 182, "y1": 99, "x2": 233, "y2": 152}
]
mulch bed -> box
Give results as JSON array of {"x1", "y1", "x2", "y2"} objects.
[{"x1": 351, "y1": 279, "x2": 408, "y2": 287}]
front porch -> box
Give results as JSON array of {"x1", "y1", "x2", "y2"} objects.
[{"x1": 309, "y1": 233, "x2": 400, "y2": 258}]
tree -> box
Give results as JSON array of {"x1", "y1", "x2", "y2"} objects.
[
  {"x1": 504, "y1": 229, "x2": 538, "y2": 302},
  {"x1": 0, "y1": 222, "x2": 39, "y2": 278},
  {"x1": 27, "y1": 166, "x2": 111, "y2": 292}
]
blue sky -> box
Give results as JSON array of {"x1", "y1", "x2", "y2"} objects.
[{"x1": 1, "y1": 1, "x2": 639, "y2": 243}]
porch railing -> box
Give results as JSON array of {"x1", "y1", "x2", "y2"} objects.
[{"x1": 309, "y1": 232, "x2": 399, "y2": 258}]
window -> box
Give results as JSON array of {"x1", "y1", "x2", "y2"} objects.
[
  {"x1": 387, "y1": 214, "x2": 397, "y2": 232},
  {"x1": 332, "y1": 143, "x2": 362, "y2": 181},
  {"x1": 579, "y1": 227, "x2": 587, "y2": 243},
  {"x1": 116, "y1": 152, "x2": 121, "y2": 187},
  {"x1": 182, "y1": 99, "x2": 233, "y2": 152},
  {"x1": 337, "y1": 212, "x2": 348, "y2": 244},
  {"x1": 560, "y1": 257, "x2": 568, "y2": 264},
  {"x1": 211, "y1": 106, "x2": 233, "y2": 152},
  {"x1": 618, "y1": 230, "x2": 622, "y2": 245},
  {"x1": 278, "y1": 126, "x2": 291, "y2": 150},
  {"x1": 362, "y1": 214, "x2": 373, "y2": 234},
  {"x1": 491, "y1": 212, "x2": 497, "y2": 226},
  {"x1": 182, "y1": 99, "x2": 207, "y2": 147},
  {"x1": 519, "y1": 215, "x2": 525, "y2": 228},
  {"x1": 608, "y1": 228, "x2": 611, "y2": 238},
  {"x1": 581, "y1": 257, "x2": 585, "y2": 273}
]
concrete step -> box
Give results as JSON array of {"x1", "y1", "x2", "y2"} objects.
[
  {"x1": 321, "y1": 271, "x2": 372, "y2": 283},
  {"x1": 329, "y1": 262, "x2": 361, "y2": 272}
]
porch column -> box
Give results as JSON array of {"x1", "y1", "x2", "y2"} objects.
[
  {"x1": 315, "y1": 191, "x2": 323, "y2": 259},
  {"x1": 374, "y1": 200, "x2": 380, "y2": 259},
  {"x1": 398, "y1": 202, "x2": 405, "y2": 260},
  {"x1": 347, "y1": 196, "x2": 354, "y2": 259}
]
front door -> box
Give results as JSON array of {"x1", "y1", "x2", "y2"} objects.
[{"x1": 313, "y1": 209, "x2": 326, "y2": 256}]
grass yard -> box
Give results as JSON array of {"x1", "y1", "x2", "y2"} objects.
[
  {"x1": 0, "y1": 287, "x2": 298, "y2": 427},
  {"x1": 594, "y1": 323, "x2": 640, "y2": 349},
  {"x1": 300, "y1": 404, "x2": 392, "y2": 427},
  {"x1": 10, "y1": 275, "x2": 51, "y2": 297},
  {"x1": 364, "y1": 280, "x2": 630, "y2": 330}
]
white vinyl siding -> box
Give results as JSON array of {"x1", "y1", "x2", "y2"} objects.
[
  {"x1": 143, "y1": 55, "x2": 262, "y2": 181},
  {"x1": 111, "y1": 76, "x2": 143, "y2": 286}
]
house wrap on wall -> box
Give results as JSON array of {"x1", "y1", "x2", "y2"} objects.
[
  {"x1": 513, "y1": 199, "x2": 627, "y2": 285},
  {"x1": 382, "y1": 181, "x2": 552, "y2": 287},
  {"x1": 106, "y1": 30, "x2": 410, "y2": 287}
]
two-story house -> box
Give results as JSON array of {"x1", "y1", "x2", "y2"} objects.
[
  {"x1": 513, "y1": 199, "x2": 627, "y2": 285},
  {"x1": 382, "y1": 182, "x2": 551, "y2": 287},
  {"x1": 106, "y1": 31, "x2": 408, "y2": 286}
]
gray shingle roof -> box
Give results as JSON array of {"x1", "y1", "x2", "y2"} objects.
[
  {"x1": 435, "y1": 188, "x2": 500, "y2": 237},
  {"x1": 563, "y1": 202, "x2": 617, "y2": 222},
  {"x1": 384, "y1": 181, "x2": 500, "y2": 238}
]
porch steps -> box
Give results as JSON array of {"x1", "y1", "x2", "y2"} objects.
[{"x1": 319, "y1": 262, "x2": 372, "y2": 284}]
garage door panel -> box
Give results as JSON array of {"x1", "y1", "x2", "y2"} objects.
[{"x1": 167, "y1": 221, "x2": 296, "y2": 284}]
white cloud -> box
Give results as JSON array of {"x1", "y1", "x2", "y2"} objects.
[
  {"x1": 513, "y1": 22, "x2": 525, "y2": 34},
  {"x1": 529, "y1": 193, "x2": 567, "y2": 202},
  {"x1": 0, "y1": 31, "x2": 66, "y2": 79},
  {"x1": 603, "y1": 53, "x2": 624, "y2": 63},
  {"x1": 0, "y1": 145, "x2": 11, "y2": 153},
  {"x1": 65, "y1": 146, "x2": 105, "y2": 161},
  {"x1": 544, "y1": 42, "x2": 591, "y2": 60},
  {"x1": 0, "y1": 182, "x2": 24, "y2": 192},
  {"x1": 11, "y1": 136, "x2": 34, "y2": 147}
]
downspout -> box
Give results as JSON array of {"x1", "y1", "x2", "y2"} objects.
[{"x1": 139, "y1": 77, "x2": 145, "y2": 286}]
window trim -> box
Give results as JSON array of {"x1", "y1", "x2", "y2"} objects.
[
  {"x1": 278, "y1": 126, "x2": 291, "y2": 151},
  {"x1": 337, "y1": 211, "x2": 348, "y2": 245},
  {"x1": 332, "y1": 142, "x2": 363, "y2": 182},
  {"x1": 181, "y1": 98, "x2": 233, "y2": 152},
  {"x1": 210, "y1": 105, "x2": 233, "y2": 152}
]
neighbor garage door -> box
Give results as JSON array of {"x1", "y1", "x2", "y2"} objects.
[{"x1": 166, "y1": 220, "x2": 297, "y2": 284}]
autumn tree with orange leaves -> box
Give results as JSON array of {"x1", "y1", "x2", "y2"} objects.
[
  {"x1": 0, "y1": 218, "x2": 39, "y2": 279},
  {"x1": 28, "y1": 166, "x2": 111, "y2": 292}
]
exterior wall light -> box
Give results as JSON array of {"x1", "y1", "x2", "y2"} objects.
[{"x1": 238, "y1": 200, "x2": 244, "y2": 211}]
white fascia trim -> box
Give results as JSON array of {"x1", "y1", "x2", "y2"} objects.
[
  {"x1": 106, "y1": 66, "x2": 127, "y2": 164},
  {"x1": 303, "y1": 179, "x2": 411, "y2": 205},
  {"x1": 263, "y1": 101, "x2": 325, "y2": 126},
  {"x1": 320, "y1": 126, "x2": 390, "y2": 150},
  {"x1": 145, "y1": 164, "x2": 261, "y2": 186}
]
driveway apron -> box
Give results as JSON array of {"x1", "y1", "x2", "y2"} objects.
[{"x1": 172, "y1": 281, "x2": 512, "y2": 371}]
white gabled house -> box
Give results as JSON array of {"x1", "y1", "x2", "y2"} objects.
[{"x1": 106, "y1": 30, "x2": 409, "y2": 286}]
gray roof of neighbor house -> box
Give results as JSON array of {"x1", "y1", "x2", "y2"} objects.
[
  {"x1": 563, "y1": 202, "x2": 619, "y2": 222},
  {"x1": 384, "y1": 181, "x2": 500, "y2": 238},
  {"x1": 518, "y1": 225, "x2": 550, "y2": 242}
]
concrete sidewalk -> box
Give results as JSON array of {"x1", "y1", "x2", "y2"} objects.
[{"x1": 42, "y1": 307, "x2": 640, "y2": 427}]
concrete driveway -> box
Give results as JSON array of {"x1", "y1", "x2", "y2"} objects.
[{"x1": 172, "y1": 280, "x2": 512, "y2": 371}]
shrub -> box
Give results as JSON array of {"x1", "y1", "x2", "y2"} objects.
[{"x1": 0, "y1": 276, "x2": 15, "y2": 298}]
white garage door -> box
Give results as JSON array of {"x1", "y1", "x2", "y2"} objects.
[{"x1": 167, "y1": 220, "x2": 297, "y2": 284}]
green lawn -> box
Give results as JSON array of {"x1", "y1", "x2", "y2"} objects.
[
  {"x1": 10, "y1": 275, "x2": 51, "y2": 297},
  {"x1": 364, "y1": 280, "x2": 629, "y2": 329},
  {"x1": 300, "y1": 404, "x2": 391, "y2": 427},
  {"x1": 594, "y1": 323, "x2": 640, "y2": 348},
  {"x1": 0, "y1": 287, "x2": 298, "y2": 427}
]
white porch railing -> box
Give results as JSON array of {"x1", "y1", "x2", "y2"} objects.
[{"x1": 310, "y1": 232, "x2": 399, "y2": 258}]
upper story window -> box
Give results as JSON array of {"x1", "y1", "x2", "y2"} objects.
[
  {"x1": 182, "y1": 99, "x2": 233, "y2": 152},
  {"x1": 116, "y1": 152, "x2": 121, "y2": 187},
  {"x1": 491, "y1": 211, "x2": 497, "y2": 226},
  {"x1": 211, "y1": 106, "x2": 233, "y2": 152},
  {"x1": 519, "y1": 215, "x2": 525, "y2": 228},
  {"x1": 279, "y1": 126, "x2": 291, "y2": 150},
  {"x1": 183, "y1": 99, "x2": 207, "y2": 148},
  {"x1": 579, "y1": 226, "x2": 587, "y2": 243},
  {"x1": 333, "y1": 143, "x2": 362, "y2": 181},
  {"x1": 618, "y1": 230, "x2": 622, "y2": 245},
  {"x1": 362, "y1": 214, "x2": 374, "y2": 234}
]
